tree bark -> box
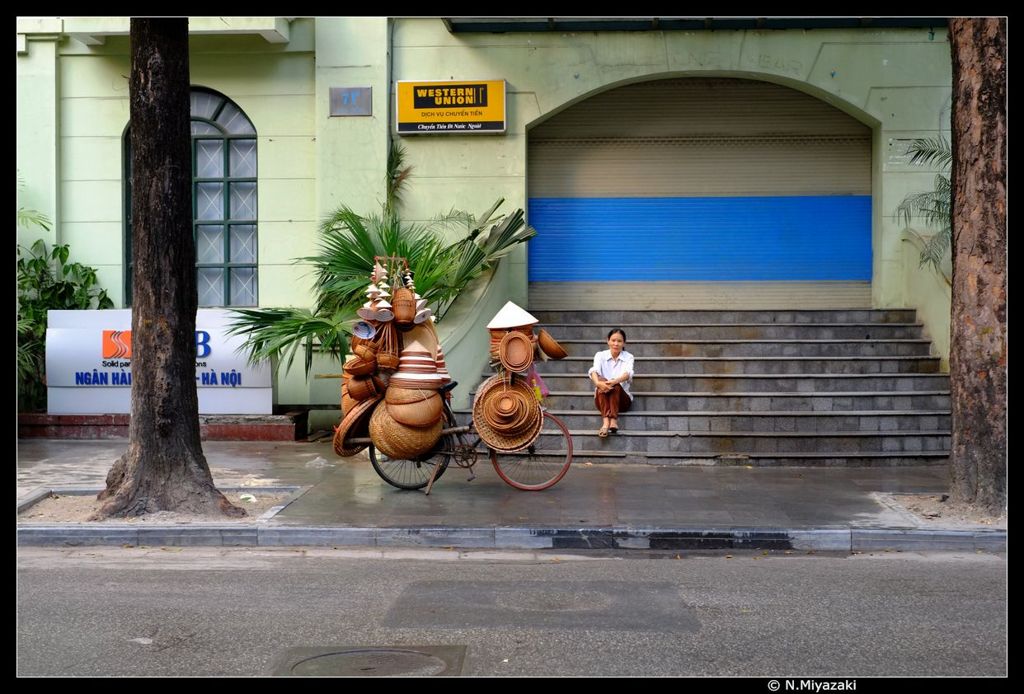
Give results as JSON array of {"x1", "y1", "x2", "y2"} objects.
[
  {"x1": 92, "y1": 19, "x2": 243, "y2": 519},
  {"x1": 948, "y1": 18, "x2": 1006, "y2": 514}
]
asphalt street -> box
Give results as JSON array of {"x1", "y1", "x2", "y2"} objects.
[{"x1": 17, "y1": 546, "x2": 1007, "y2": 677}]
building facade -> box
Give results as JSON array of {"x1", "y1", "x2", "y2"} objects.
[{"x1": 17, "y1": 17, "x2": 953, "y2": 415}]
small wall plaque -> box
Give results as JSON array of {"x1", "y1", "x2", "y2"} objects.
[{"x1": 330, "y1": 87, "x2": 372, "y2": 117}]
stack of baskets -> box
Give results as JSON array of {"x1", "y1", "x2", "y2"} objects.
[
  {"x1": 334, "y1": 257, "x2": 450, "y2": 459},
  {"x1": 473, "y1": 301, "x2": 570, "y2": 452},
  {"x1": 472, "y1": 374, "x2": 544, "y2": 452}
]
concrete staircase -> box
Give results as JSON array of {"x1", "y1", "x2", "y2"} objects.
[{"x1": 459, "y1": 309, "x2": 951, "y2": 466}]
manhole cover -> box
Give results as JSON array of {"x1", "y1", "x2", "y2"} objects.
[{"x1": 274, "y1": 646, "x2": 465, "y2": 676}]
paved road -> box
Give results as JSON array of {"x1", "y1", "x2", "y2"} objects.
[{"x1": 17, "y1": 547, "x2": 1006, "y2": 677}]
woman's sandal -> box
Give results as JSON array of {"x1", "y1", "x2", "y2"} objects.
[
  {"x1": 598, "y1": 428, "x2": 609, "y2": 438},
  {"x1": 609, "y1": 427, "x2": 618, "y2": 434}
]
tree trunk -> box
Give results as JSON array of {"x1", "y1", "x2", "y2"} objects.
[
  {"x1": 92, "y1": 19, "x2": 243, "y2": 519},
  {"x1": 948, "y1": 18, "x2": 1006, "y2": 515}
]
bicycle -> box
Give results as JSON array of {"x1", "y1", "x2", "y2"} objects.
[{"x1": 346, "y1": 380, "x2": 573, "y2": 494}]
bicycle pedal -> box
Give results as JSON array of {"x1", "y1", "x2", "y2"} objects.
[{"x1": 467, "y1": 474, "x2": 476, "y2": 482}]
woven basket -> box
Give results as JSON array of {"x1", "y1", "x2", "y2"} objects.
[
  {"x1": 352, "y1": 343, "x2": 377, "y2": 362},
  {"x1": 369, "y1": 401, "x2": 443, "y2": 459},
  {"x1": 333, "y1": 395, "x2": 382, "y2": 457},
  {"x1": 489, "y1": 326, "x2": 535, "y2": 360},
  {"x1": 386, "y1": 386, "x2": 438, "y2": 405},
  {"x1": 392, "y1": 287, "x2": 416, "y2": 325},
  {"x1": 483, "y1": 387, "x2": 534, "y2": 434},
  {"x1": 347, "y1": 374, "x2": 382, "y2": 401},
  {"x1": 388, "y1": 392, "x2": 443, "y2": 428},
  {"x1": 472, "y1": 375, "x2": 543, "y2": 452},
  {"x1": 373, "y1": 321, "x2": 401, "y2": 371},
  {"x1": 343, "y1": 355, "x2": 376, "y2": 377},
  {"x1": 341, "y1": 381, "x2": 358, "y2": 415},
  {"x1": 537, "y1": 328, "x2": 568, "y2": 360},
  {"x1": 499, "y1": 331, "x2": 534, "y2": 373}
]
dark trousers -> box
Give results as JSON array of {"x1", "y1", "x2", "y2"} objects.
[{"x1": 594, "y1": 384, "x2": 632, "y2": 418}]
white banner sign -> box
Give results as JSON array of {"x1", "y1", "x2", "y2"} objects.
[{"x1": 46, "y1": 309, "x2": 273, "y2": 414}]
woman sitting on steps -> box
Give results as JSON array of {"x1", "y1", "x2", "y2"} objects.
[{"x1": 588, "y1": 328, "x2": 634, "y2": 438}]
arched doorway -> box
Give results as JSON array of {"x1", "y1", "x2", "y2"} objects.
[{"x1": 527, "y1": 77, "x2": 872, "y2": 309}]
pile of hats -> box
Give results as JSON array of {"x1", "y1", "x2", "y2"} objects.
[
  {"x1": 472, "y1": 301, "x2": 569, "y2": 452},
  {"x1": 334, "y1": 257, "x2": 452, "y2": 459}
]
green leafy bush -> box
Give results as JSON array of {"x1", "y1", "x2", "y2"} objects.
[{"x1": 17, "y1": 239, "x2": 115, "y2": 411}]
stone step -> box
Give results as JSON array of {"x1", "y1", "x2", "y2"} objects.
[
  {"x1": 537, "y1": 356, "x2": 941, "y2": 374},
  {"x1": 454, "y1": 449, "x2": 948, "y2": 467},
  {"x1": 506, "y1": 430, "x2": 951, "y2": 454},
  {"x1": 586, "y1": 452, "x2": 949, "y2": 467},
  {"x1": 473, "y1": 306, "x2": 944, "y2": 467},
  {"x1": 552, "y1": 339, "x2": 933, "y2": 357},
  {"x1": 530, "y1": 309, "x2": 920, "y2": 324},
  {"x1": 531, "y1": 373, "x2": 949, "y2": 392},
  {"x1": 537, "y1": 391, "x2": 951, "y2": 412},
  {"x1": 540, "y1": 323, "x2": 925, "y2": 340},
  {"x1": 455, "y1": 409, "x2": 950, "y2": 433}
]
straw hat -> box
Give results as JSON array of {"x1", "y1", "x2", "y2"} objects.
[
  {"x1": 353, "y1": 321, "x2": 377, "y2": 341},
  {"x1": 434, "y1": 345, "x2": 452, "y2": 383},
  {"x1": 332, "y1": 394, "x2": 383, "y2": 457},
  {"x1": 357, "y1": 302, "x2": 378, "y2": 321},
  {"x1": 401, "y1": 324, "x2": 438, "y2": 354},
  {"x1": 389, "y1": 338, "x2": 442, "y2": 389},
  {"x1": 486, "y1": 301, "x2": 539, "y2": 330}
]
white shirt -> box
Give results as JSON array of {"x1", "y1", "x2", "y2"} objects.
[{"x1": 588, "y1": 349, "x2": 634, "y2": 400}]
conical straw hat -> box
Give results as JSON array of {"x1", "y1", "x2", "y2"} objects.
[{"x1": 486, "y1": 301, "x2": 539, "y2": 330}]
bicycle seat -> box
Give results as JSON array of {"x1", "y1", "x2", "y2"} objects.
[{"x1": 439, "y1": 380, "x2": 459, "y2": 394}]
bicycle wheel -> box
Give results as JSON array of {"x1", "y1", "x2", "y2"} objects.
[
  {"x1": 369, "y1": 434, "x2": 452, "y2": 490},
  {"x1": 368, "y1": 405, "x2": 456, "y2": 490},
  {"x1": 490, "y1": 411, "x2": 573, "y2": 491}
]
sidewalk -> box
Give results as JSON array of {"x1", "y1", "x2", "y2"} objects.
[{"x1": 16, "y1": 438, "x2": 1006, "y2": 552}]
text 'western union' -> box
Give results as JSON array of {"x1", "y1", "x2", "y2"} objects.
[{"x1": 414, "y1": 85, "x2": 488, "y2": 108}]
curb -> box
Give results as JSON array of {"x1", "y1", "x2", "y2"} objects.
[{"x1": 16, "y1": 523, "x2": 1006, "y2": 553}]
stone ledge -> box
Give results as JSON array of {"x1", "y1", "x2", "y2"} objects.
[{"x1": 17, "y1": 412, "x2": 308, "y2": 441}]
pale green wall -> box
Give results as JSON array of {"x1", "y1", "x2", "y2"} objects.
[
  {"x1": 17, "y1": 25, "x2": 62, "y2": 250},
  {"x1": 902, "y1": 234, "x2": 952, "y2": 371}
]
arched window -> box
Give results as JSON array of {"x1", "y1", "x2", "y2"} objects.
[{"x1": 125, "y1": 87, "x2": 258, "y2": 306}]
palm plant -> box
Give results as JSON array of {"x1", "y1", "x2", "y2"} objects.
[
  {"x1": 228, "y1": 143, "x2": 536, "y2": 376},
  {"x1": 18, "y1": 174, "x2": 52, "y2": 232},
  {"x1": 895, "y1": 136, "x2": 952, "y2": 283}
]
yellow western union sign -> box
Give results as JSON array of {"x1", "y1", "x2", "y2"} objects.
[{"x1": 396, "y1": 80, "x2": 506, "y2": 134}]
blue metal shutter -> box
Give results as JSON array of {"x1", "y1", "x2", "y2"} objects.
[{"x1": 527, "y1": 79, "x2": 872, "y2": 286}]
